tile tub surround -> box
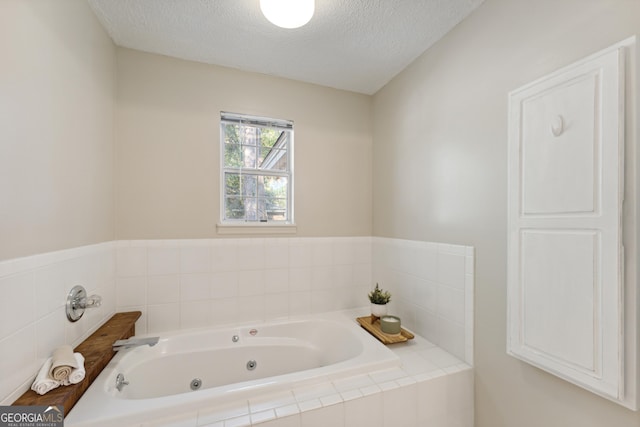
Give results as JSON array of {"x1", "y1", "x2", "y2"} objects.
[
  {"x1": 0, "y1": 236, "x2": 475, "y2": 407},
  {"x1": 114, "y1": 237, "x2": 474, "y2": 346},
  {"x1": 114, "y1": 237, "x2": 373, "y2": 334},
  {"x1": 66, "y1": 310, "x2": 473, "y2": 427},
  {"x1": 0, "y1": 242, "x2": 116, "y2": 405},
  {"x1": 372, "y1": 238, "x2": 474, "y2": 364}
]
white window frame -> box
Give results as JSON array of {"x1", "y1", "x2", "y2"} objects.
[{"x1": 218, "y1": 112, "x2": 295, "y2": 232}]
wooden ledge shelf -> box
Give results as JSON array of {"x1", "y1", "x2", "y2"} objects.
[
  {"x1": 357, "y1": 316, "x2": 415, "y2": 345},
  {"x1": 13, "y1": 311, "x2": 141, "y2": 417}
]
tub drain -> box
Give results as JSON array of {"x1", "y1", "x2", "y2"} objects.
[
  {"x1": 246, "y1": 360, "x2": 257, "y2": 371},
  {"x1": 190, "y1": 378, "x2": 202, "y2": 390}
]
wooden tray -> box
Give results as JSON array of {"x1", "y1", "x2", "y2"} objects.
[{"x1": 356, "y1": 316, "x2": 414, "y2": 345}]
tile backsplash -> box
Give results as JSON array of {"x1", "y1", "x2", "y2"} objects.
[
  {"x1": 0, "y1": 236, "x2": 474, "y2": 403},
  {"x1": 114, "y1": 238, "x2": 373, "y2": 334},
  {"x1": 0, "y1": 242, "x2": 116, "y2": 404},
  {"x1": 372, "y1": 237, "x2": 474, "y2": 364}
]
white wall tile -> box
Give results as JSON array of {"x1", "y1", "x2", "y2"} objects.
[
  {"x1": 212, "y1": 240, "x2": 239, "y2": 272},
  {"x1": 180, "y1": 246, "x2": 212, "y2": 274},
  {"x1": 264, "y1": 293, "x2": 290, "y2": 320},
  {"x1": 210, "y1": 272, "x2": 237, "y2": 299},
  {"x1": 394, "y1": 272, "x2": 415, "y2": 302},
  {"x1": 436, "y1": 252, "x2": 466, "y2": 290},
  {"x1": 289, "y1": 240, "x2": 312, "y2": 268},
  {"x1": 148, "y1": 275, "x2": 180, "y2": 304},
  {"x1": 342, "y1": 286, "x2": 368, "y2": 310},
  {"x1": 116, "y1": 246, "x2": 147, "y2": 277},
  {"x1": 236, "y1": 296, "x2": 265, "y2": 323},
  {"x1": 333, "y1": 265, "x2": 353, "y2": 289},
  {"x1": 438, "y1": 243, "x2": 467, "y2": 256},
  {"x1": 311, "y1": 290, "x2": 334, "y2": 313},
  {"x1": 237, "y1": 270, "x2": 265, "y2": 296},
  {"x1": 65, "y1": 314, "x2": 89, "y2": 346},
  {"x1": 95, "y1": 278, "x2": 116, "y2": 313},
  {"x1": 354, "y1": 239, "x2": 371, "y2": 265},
  {"x1": 0, "y1": 273, "x2": 35, "y2": 340},
  {"x1": 289, "y1": 268, "x2": 311, "y2": 292},
  {"x1": 148, "y1": 247, "x2": 180, "y2": 276},
  {"x1": 311, "y1": 239, "x2": 333, "y2": 267},
  {"x1": 353, "y1": 263, "x2": 371, "y2": 288},
  {"x1": 264, "y1": 238, "x2": 290, "y2": 270},
  {"x1": 34, "y1": 263, "x2": 67, "y2": 319},
  {"x1": 211, "y1": 298, "x2": 238, "y2": 326},
  {"x1": 394, "y1": 300, "x2": 416, "y2": 331},
  {"x1": 289, "y1": 291, "x2": 311, "y2": 316},
  {"x1": 373, "y1": 237, "x2": 474, "y2": 366},
  {"x1": 148, "y1": 303, "x2": 180, "y2": 333},
  {"x1": 415, "y1": 308, "x2": 439, "y2": 344},
  {"x1": 413, "y1": 244, "x2": 438, "y2": 281},
  {"x1": 180, "y1": 301, "x2": 211, "y2": 329},
  {"x1": 437, "y1": 318, "x2": 466, "y2": 361},
  {"x1": 35, "y1": 308, "x2": 65, "y2": 359},
  {"x1": 413, "y1": 279, "x2": 437, "y2": 312},
  {"x1": 117, "y1": 276, "x2": 147, "y2": 307},
  {"x1": 237, "y1": 239, "x2": 265, "y2": 271},
  {"x1": 181, "y1": 273, "x2": 212, "y2": 301},
  {"x1": 310, "y1": 267, "x2": 333, "y2": 290},
  {"x1": 265, "y1": 269, "x2": 289, "y2": 294},
  {"x1": 437, "y1": 285, "x2": 465, "y2": 324},
  {"x1": 0, "y1": 326, "x2": 36, "y2": 403},
  {"x1": 333, "y1": 240, "x2": 355, "y2": 265}
]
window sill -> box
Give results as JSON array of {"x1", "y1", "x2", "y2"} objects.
[{"x1": 216, "y1": 223, "x2": 298, "y2": 235}]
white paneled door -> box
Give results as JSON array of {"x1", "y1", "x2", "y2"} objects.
[{"x1": 507, "y1": 45, "x2": 625, "y2": 402}]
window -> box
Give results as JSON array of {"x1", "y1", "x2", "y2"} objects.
[{"x1": 220, "y1": 112, "x2": 293, "y2": 224}]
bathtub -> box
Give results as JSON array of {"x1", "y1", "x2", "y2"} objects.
[{"x1": 65, "y1": 312, "x2": 399, "y2": 426}]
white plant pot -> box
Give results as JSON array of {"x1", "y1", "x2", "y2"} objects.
[{"x1": 370, "y1": 303, "x2": 388, "y2": 317}]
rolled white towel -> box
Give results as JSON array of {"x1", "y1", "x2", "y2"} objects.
[
  {"x1": 61, "y1": 353, "x2": 85, "y2": 386},
  {"x1": 49, "y1": 345, "x2": 77, "y2": 381},
  {"x1": 31, "y1": 358, "x2": 60, "y2": 395}
]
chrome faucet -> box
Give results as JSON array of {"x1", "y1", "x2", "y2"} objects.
[
  {"x1": 115, "y1": 373, "x2": 129, "y2": 392},
  {"x1": 112, "y1": 336, "x2": 159, "y2": 351}
]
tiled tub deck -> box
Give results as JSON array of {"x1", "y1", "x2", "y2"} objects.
[{"x1": 68, "y1": 327, "x2": 472, "y2": 427}]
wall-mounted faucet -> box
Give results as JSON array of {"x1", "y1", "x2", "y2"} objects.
[
  {"x1": 112, "y1": 337, "x2": 159, "y2": 351},
  {"x1": 66, "y1": 285, "x2": 102, "y2": 322}
]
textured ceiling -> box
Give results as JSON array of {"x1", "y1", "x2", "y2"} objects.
[{"x1": 87, "y1": 0, "x2": 484, "y2": 95}]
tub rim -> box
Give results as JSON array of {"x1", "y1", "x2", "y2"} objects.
[{"x1": 65, "y1": 309, "x2": 400, "y2": 427}]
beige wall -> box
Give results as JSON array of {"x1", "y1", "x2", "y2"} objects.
[
  {"x1": 0, "y1": 0, "x2": 116, "y2": 261},
  {"x1": 373, "y1": 0, "x2": 640, "y2": 426},
  {"x1": 115, "y1": 49, "x2": 372, "y2": 239}
]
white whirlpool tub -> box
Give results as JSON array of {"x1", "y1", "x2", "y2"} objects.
[{"x1": 66, "y1": 312, "x2": 399, "y2": 426}]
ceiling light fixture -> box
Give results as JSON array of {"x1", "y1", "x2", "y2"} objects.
[{"x1": 260, "y1": 0, "x2": 315, "y2": 29}]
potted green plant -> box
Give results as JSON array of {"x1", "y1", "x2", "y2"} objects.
[{"x1": 368, "y1": 283, "x2": 391, "y2": 317}]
